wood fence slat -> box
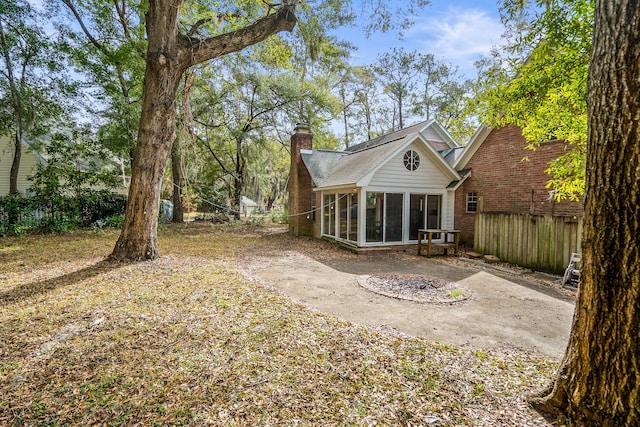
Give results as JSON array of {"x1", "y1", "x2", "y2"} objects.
[{"x1": 474, "y1": 212, "x2": 582, "y2": 274}]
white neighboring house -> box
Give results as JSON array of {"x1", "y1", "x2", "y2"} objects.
[
  {"x1": 288, "y1": 120, "x2": 466, "y2": 247},
  {"x1": 0, "y1": 133, "x2": 129, "y2": 197},
  {"x1": 240, "y1": 196, "x2": 259, "y2": 216},
  {"x1": 0, "y1": 134, "x2": 46, "y2": 196}
]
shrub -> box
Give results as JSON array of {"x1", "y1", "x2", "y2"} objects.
[
  {"x1": 0, "y1": 192, "x2": 126, "y2": 235},
  {"x1": 37, "y1": 216, "x2": 79, "y2": 234},
  {"x1": 79, "y1": 193, "x2": 127, "y2": 227},
  {"x1": 245, "y1": 215, "x2": 265, "y2": 226},
  {"x1": 106, "y1": 214, "x2": 125, "y2": 228},
  {"x1": 270, "y1": 208, "x2": 289, "y2": 224}
]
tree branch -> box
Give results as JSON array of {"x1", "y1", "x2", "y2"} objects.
[
  {"x1": 61, "y1": 0, "x2": 105, "y2": 51},
  {"x1": 112, "y1": 0, "x2": 132, "y2": 41},
  {"x1": 178, "y1": 4, "x2": 297, "y2": 69},
  {"x1": 195, "y1": 133, "x2": 233, "y2": 176},
  {"x1": 62, "y1": 0, "x2": 136, "y2": 107},
  {"x1": 186, "y1": 18, "x2": 213, "y2": 37}
]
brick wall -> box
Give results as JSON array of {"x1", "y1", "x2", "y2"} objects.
[
  {"x1": 455, "y1": 126, "x2": 584, "y2": 244},
  {"x1": 288, "y1": 124, "x2": 317, "y2": 236}
]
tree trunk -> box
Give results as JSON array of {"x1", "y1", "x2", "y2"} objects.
[
  {"x1": 398, "y1": 93, "x2": 403, "y2": 129},
  {"x1": 9, "y1": 131, "x2": 21, "y2": 195},
  {"x1": 170, "y1": 140, "x2": 184, "y2": 223},
  {"x1": 110, "y1": 0, "x2": 184, "y2": 260},
  {"x1": 1, "y1": 19, "x2": 22, "y2": 196},
  {"x1": 340, "y1": 84, "x2": 350, "y2": 148},
  {"x1": 232, "y1": 139, "x2": 244, "y2": 220},
  {"x1": 109, "y1": 0, "x2": 296, "y2": 260},
  {"x1": 529, "y1": 1, "x2": 640, "y2": 424}
]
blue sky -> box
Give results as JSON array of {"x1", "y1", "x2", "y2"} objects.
[
  {"x1": 37, "y1": 0, "x2": 504, "y2": 79},
  {"x1": 335, "y1": 0, "x2": 505, "y2": 79}
]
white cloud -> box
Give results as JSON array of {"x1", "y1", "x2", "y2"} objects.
[{"x1": 407, "y1": 7, "x2": 504, "y2": 75}]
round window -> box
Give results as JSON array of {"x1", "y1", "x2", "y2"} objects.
[{"x1": 403, "y1": 150, "x2": 420, "y2": 171}]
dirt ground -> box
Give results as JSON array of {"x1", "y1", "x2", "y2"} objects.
[{"x1": 239, "y1": 228, "x2": 577, "y2": 360}]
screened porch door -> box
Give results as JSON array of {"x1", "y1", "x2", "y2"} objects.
[
  {"x1": 384, "y1": 193, "x2": 404, "y2": 242},
  {"x1": 409, "y1": 194, "x2": 441, "y2": 240}
]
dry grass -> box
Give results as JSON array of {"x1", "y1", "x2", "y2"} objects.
[{"x1": 0, "y1": 223, "x2": 557, "y2": 426}]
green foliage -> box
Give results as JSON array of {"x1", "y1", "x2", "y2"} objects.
[
  {"x1": 0, "y1": 194, "x2": 34, "y2": 235},
  {"x1": 190, "y1": 55, "x2": 329, "y2": 215},
  {"x1": 373, "y1": 47, "x2": 421, "y2": 129},
  {"x1": 474, "y1": 0, "x2": 593, "y2": 200},
  {"x1": 446, "y1": 288, "x2": 465, "y2": 299},
  {"x1": 0, "y1": 0, "x2": 74, "y2": 196},
  {"x1": 244, "y1": 215, "x2": 264, "y2": 226},
  {"x1": 334, "y1": 48, "x2": 475, "y2": 145},
  {"x1": 56, "y1": 0, "x2": 147, "y2": 166},
  {"x1": 0, "y1": 129, "x2": 126, "y2": 235},
  {"x1": 36, "y1": 215, "x2": 79, "y2": 234},
  {"x1": 28, "y1": 130, "x2": 122, "y2": 201},
  {"x1": 0, "y1": 0, "x2": 70, "y2": 135},
  {"x1": 92, "y1": 214, "x2": 125, "y2": 230},
  {"x1": 340, "y1": 65, "x2": 393, "y2": 143},
  {"x1": 0, "y1": 192, "x2": 126, "y2": 235},
  {"x1": 270, "y1": 208, "x2": 288, "y2": 224}
]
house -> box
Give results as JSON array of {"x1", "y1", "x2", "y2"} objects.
[
  {"x1": 240, "y1": 196, "x2": 259, "y2": 216},
  {"x1": 288, "y1": 120, "x2": 464, "y2": 247},
  {"x1": 0, "y1": 134, "x2": 46, "y2": 196},
  {"x1": 452, "y1": 125, "x2": 584, "y2": 244},
  {"x1": 1, "y1": 133, "x2": 129, "y2": 197}
]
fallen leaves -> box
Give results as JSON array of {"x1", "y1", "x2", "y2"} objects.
[{"x1": 0, "y1": 223, "x2": 557, "y2": 426}]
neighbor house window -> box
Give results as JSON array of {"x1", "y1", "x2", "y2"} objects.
[{"x1": 466, "y1": 192, "x2": 478, "y2": 212}]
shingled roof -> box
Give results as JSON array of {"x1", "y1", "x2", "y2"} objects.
[{"x1": 300, "y1": 120, "x2": 461, "y2": 189}]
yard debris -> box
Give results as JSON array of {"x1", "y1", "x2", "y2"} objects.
[
  {"x1": 484, "y1": 254, "x2": 501, "y2": 264},
  {"x1": 0, "y1": 223, "x2": 557, "y2": 426}
]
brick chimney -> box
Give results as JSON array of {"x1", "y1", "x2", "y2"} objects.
[{"x1": 288, "y1": 123, "x2": 315, "y2": 236}]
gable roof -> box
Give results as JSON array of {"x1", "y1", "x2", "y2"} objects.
[
  {"x1": 346, "y1": 119, "x2": 458, "y2": 155},
  {"x1": 303, "y1": 120, "x2": 462, "y2": 190},
  {"x1": 453, "y1": 125, "x2": 493, "y2": 170},
  {"x1": 240, "y1": 196, "x2": 258, "y2": 207}
]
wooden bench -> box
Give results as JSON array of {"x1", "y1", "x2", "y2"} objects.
[{"x1": 417, "y1": 229, "x2": 460, "y2": 257}]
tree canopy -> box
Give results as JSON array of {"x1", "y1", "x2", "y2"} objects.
[
  {"x1": 474, "y1": 0, "x2": 593, "y2": 200},
  {"x1": 0, "y1": 0, "x2": 71, "y2": 194}
]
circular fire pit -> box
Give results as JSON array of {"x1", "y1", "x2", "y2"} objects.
[{"x1": 357, "y1": 273, "x2": 471, "y2": 304}]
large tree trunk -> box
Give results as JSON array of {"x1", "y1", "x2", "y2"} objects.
[
  {"x1": 529, "y1": 1, "x2": 640, "y2": 424},
  {"x1": 109, "y1": 0, "x2": 296, "y2": 260},
  {"x1": 110, "y1": 0, "x2": 184, "y2": 260}
]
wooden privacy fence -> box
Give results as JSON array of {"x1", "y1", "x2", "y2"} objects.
[{"x1": 474, "y1": 212, "x2": 583, "y2": 274}]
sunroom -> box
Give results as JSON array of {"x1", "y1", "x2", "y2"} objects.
[{"x1": 312, "y1": 121, "x2": 462, "y2": 247}]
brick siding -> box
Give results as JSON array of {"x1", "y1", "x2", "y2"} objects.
[
  {"x1": 288, "y1": 124, "x2": 317, "y2": 236},
  {"x1": 455, "y1": 126, "x2": 584, "y2": 244}
]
